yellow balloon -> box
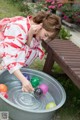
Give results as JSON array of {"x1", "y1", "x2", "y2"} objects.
[{"x1": 46, "y1": 102, "x2": 56, "y2": 110}]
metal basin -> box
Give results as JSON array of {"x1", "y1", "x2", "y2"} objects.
[{"x1": 0, "y1": 68, "x2": 66, "y2": 120}]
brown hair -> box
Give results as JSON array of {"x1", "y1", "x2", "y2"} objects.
[{"x1": 33, "y1": 11, "x2": 61, "y2": 40}]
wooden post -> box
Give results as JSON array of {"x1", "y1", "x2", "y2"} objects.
[{"x1": 43, "y1": 49, "x2": 54, "y2": 74}]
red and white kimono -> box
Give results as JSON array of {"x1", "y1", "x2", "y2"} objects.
[{"x1": 0, "y1": 16, "x2": 44, "y2": 74}]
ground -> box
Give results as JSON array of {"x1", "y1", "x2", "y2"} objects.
[{"x1": 0, "y1": 0, "x2": 80, "y2": 120}]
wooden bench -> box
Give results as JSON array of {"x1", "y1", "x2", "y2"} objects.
[{"x1": 42, "y1": 39, "x2": 80, "y2": 89}]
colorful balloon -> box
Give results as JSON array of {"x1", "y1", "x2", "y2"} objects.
[
  {"x1": 23, "y1": 73, "x2": 30, "y2": 80},
  {"x1": 39, "y1": 84, "x2": 48, "y2": 95},
  {"x1": 0, "y1": 84, "x2": 8, "y2": 92},
  {"x1": 46, "y1": 102, "x2": 56, "y2": 110},
  {"x1": 0, "y1": 92, "x2": 8, "y2": 99},
  {"x1": 30, "y1": 76, "x2": 40, "y2": 88},
  {"x1": 34, "y1": 88, "x2": 43, "y2": 99}
]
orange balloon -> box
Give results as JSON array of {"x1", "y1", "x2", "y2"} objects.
[{"x1": 0, "y1": 84, "x2": 8, "y2": 92}]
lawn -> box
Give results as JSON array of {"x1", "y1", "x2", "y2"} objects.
[
  {"x1": 0, "y1": 0, "x2": 23, "y2": 18},
  {"x1": 0, "y1": 0, "x2": 80, "y2": 120}
]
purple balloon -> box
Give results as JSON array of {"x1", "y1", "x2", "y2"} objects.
[
  {"x1": 34, "y1": 88, "x2": 43, "y2": 99},
  {"x1": 23, "y1": 73, "x2": 30, "y2": 80},
  {"x1": 38, "y1": 84, "x2": 48, "y2": 95}
]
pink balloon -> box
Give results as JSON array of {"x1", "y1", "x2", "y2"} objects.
[
  {"x1": 0, "y1": 92, "x2": 8, "y2": 99},
  {"x1": 39, "y1": 84, "x2": 48, "y2": 95}
]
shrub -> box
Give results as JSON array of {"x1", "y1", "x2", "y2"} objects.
[
  {"x1": 59, "y1": 27, "x2": 72, "y2": 40},
  {"x1": 60, "y1": 3, "x2": 80, "y2": 24},
  {"x1": 45, "y1": 0, "x2": 62, "y2": 13}
]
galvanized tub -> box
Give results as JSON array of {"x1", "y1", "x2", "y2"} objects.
[{"x1": 0, "y1": 68, "x2": 66, "y2": 120}]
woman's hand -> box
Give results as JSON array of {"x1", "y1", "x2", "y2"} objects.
[
  {"x1": 21, "y1": 79, "x2": 34, "y2": 92},
  {"x1": 13, "y1": 69, "x2": 34, "y2": 92},
  {"x1": 27, "y1": 24, "x2": 42, "y2": 46},
  {"x1": 28, "y1": 24, "x2": 42, "y2": 36}
]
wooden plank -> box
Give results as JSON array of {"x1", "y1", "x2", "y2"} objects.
[{"x1": 42, "y1": 39, "x2": 80, "y2": 89}]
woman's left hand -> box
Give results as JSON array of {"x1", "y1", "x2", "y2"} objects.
[
  {"x1": 27, "y1": 24, "x2": 42, "y2": 46},
  {"x1": 28, "y1": 24, "x2": 42, "y2": 36},
  {"x1": 0, "y1": 64, "x2": 3, "y2": 70}
]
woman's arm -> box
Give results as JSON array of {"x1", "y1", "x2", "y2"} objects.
[
  {"x1": 13, "y1": 69, "x2": 34, "y2": 92},
  {"x1": 0, "y1": 64, "x2": 3, "y2": 70},
  {"x1": 0, "y1": 22, "x2": 34, "y2": 92},
  {"x1": 0, "y1": 63, "x2": 34, "y2": 92},
  {"x1": 0, "y1": 60, "x2": 34, "y2": 92}
]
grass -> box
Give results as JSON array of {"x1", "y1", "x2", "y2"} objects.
[
  {"x1": 0, "y1": 1, "x2": 80, "y2": 120},
  {"x1": 0, "y1": 0, "x2": 23, "y2": 18},
  {"x1": 54, "y1": 77, "x2": 80, "y2": 120}
]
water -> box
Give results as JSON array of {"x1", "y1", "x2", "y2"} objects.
[{"x1": 6, "y1": 81, "x2": 55, "y2": 111}]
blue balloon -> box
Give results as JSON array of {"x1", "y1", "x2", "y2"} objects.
[{"x1": 23, "y1": 73, "x2": 30, "y2": 80}]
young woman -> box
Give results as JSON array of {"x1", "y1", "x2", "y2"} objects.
[{"x1": 0, "y1": 11, "x2": 61, "y2": 92}]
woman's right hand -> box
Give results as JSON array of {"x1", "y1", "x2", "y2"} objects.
[
  {"x1": 13, "y1": 69, "x2": 34, "y2": 92},
  {"x1": 22, "y1": 79, "x2": 34, "y2": 92}
]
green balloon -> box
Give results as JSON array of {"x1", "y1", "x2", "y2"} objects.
[
  {"x1": 31, "y1": 76, "x2": 40, "y2": 88},
  {"x1": 46, "y1": 102, "x2": 56, "y2": 110}
]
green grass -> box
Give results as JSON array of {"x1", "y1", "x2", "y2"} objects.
[
  {"x1": 54, "y1": 76, "x2": 80, "y2": 120},
  {"x1": 0, "y1": 0, "x2": 23, "y2": 18},
  {"x1": 0, "y1": 1, "x2": 80, "y2": 120},
  {"x1": 29, "y1": 58, "x2": 45, "y2": 71}
]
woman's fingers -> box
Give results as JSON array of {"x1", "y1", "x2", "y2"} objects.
[
  {"x1": 24, "y1": 84, "x2": 34, "y2": 92},
  {"x1": 22, "y1": 80, "x2": 34, "y2": 92},
  {"x1": 22, "y1": 87, "x2": 28, "y2": 92},
  {"x1": 31, "y1": 24, "x2": 42, "y2": 34}
]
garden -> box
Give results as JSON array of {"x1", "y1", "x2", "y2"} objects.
[{"x1": 0, "y1": 0, "x2": 80, "y2": 120}]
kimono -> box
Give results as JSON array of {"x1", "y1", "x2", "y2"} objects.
[{"x1": 0, "y1": 16, "x2": 44, "y2": 74}]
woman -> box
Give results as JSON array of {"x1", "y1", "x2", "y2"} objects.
[{"x1": 0, "y1": 11, "x2": 61, "y2": 92}]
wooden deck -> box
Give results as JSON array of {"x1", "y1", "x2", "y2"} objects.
[{"x1": 42, "y1": 39, "x2": 80, "y2": 89}]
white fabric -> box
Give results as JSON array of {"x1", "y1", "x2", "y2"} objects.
[{"x1": 0, "y1": 16, "x2": 44, "y2": 74}]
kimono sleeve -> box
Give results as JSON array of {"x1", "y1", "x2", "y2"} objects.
[
  {"x1": 1, "y1": 59, "x2": 24, "y2": 74},
  {"x1": 4, "y1": 23, "x2": 27, "y2": 47},
  {"x1": 0, "y1": 23, "x2": 27, "y2": 74},
  {"x1": 37, "y1": 43, "x2": 45, "y2": 59},
  {"x1": 0, "y1": 46, "x2": 25, "y2": 74}
]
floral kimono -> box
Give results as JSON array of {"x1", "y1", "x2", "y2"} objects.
[{"x1": 0, "y1": 16, "x2": 44, "y2": 73}]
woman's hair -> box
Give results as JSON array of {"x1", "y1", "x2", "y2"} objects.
[{"x1": 33, "y1": 11, "x2": 61, "y2": 40}]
